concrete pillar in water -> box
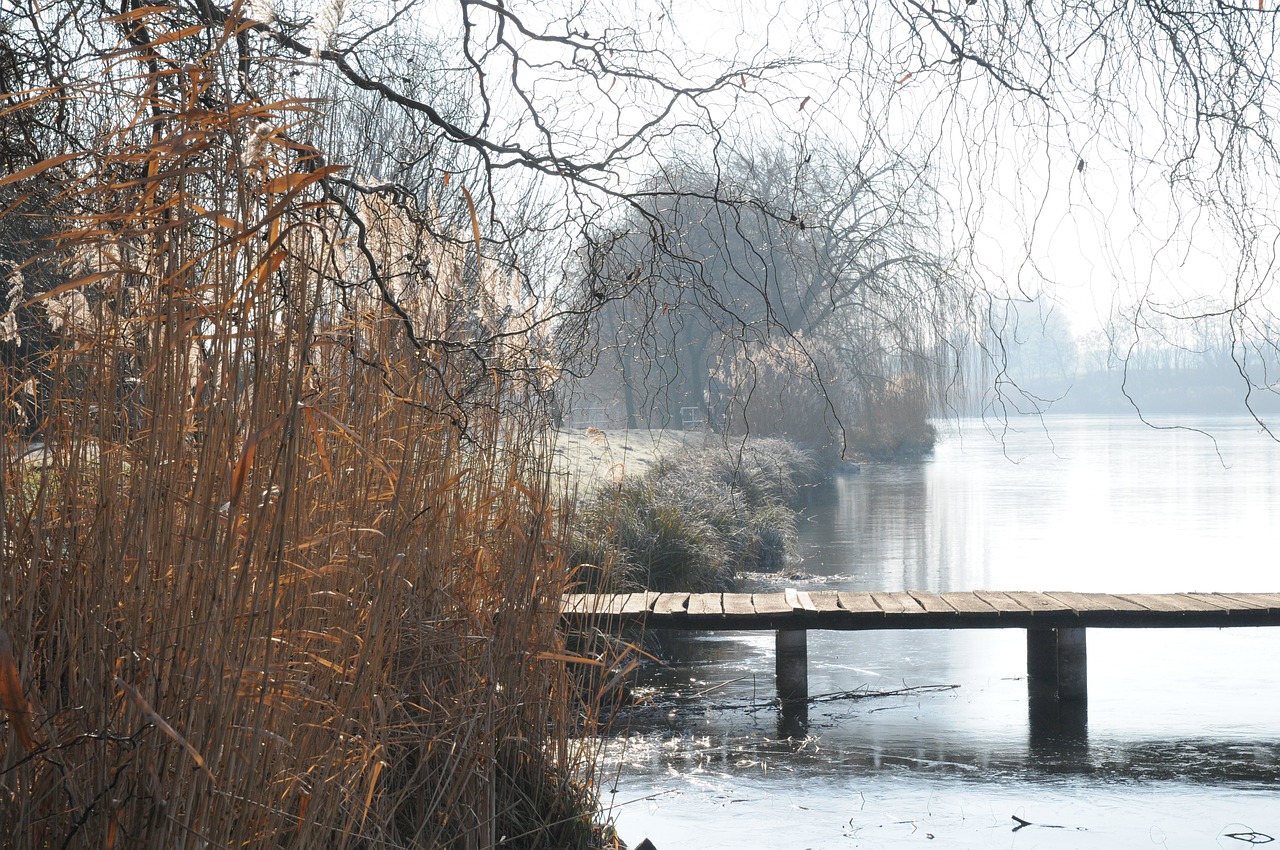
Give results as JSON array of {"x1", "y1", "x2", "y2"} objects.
[
  {"x1": 1027, "y1": 627, "x2": 1087, "y2": 702},
  {"x1": 1056, "y1": 626, "x2": 1088, "y2": 702},
  {"x1": 1027, "y1": 627, "x2": 1088, "y2": 744},
  {"x1": 775, "y1": 629, "x2": 808, "y2": 702}
]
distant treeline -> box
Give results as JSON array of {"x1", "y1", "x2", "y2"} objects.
[{"x1": 1054, "y1": 366, "x2": 1280, "y2": 417}]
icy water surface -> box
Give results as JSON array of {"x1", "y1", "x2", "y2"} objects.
[{"x1": 602, "y1": 415, "x2": 1280, "y2": 849}]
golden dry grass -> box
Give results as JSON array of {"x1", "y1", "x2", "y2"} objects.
[{"x1": 0, "y1": 14, "x2": 609, "y2": 849}]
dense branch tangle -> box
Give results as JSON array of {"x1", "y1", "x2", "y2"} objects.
[
  {"x1": 1, "y1": 1, "x2": 577, "y2": 420},
  {"x1": 569, "y1": 143, "x2": 961, "y2": 454},
  {"x1": 145, "y1": 1, "x2": 809, "y2": 390}
]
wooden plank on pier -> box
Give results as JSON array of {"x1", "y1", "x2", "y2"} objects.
[
  {"x1": 752, "y1": 592, "x2": 794, "y2": 615},
  {"x1": 686, "y1": 593, "x2": 723, "y2": 616},
  {"x1": 908, "y1": 591, "x2": 957, "y2": 614},
  {"x1": 1045, "y1": 591, "x2": 1145, "y2": 612},
  {"x1": 785, "y1": 588, "x2": 818, "y2": 611},
  {"x1": 604, "y1": 593, "x2": 636, "y2": 616},
  {"x1": 1177, "y1": 593, "x2": 1237, "y2": 611},
  {"x1": 1218, "y1": 592, "x2": 1280, "y2": 611},
  {"x1": 871, "y1": 591, "x2": 924, "y2": 614},
  {"x1": 620, "y1": 592, "x2": 659, "y2": 615},
  {"x1": 563, "y1": 593, "x2": 616, "y2": 615},
  {"x1": 940, "y1": 592, "x2": 999, "y2": 613},
  {"x1": 972, "y1": 590, "x2": 1030, "y2": 613},
  {"x1": 807, "y1": 591, "x2": 844, "y2": 612},
  {"x1": 1003, "y1": 591, "x2": 1072, "y2": 613},
  {"x1": 837, "y1": 592, "x2": 882, "y2": 614},
  {"x1": 562, "y1": 590, "x2": 1280, "y2": 630},
  {"x1": 1117, "y1": 593, "x2": 1203, "y2": 613},
  {"x1": 652, "y1": 593, "x2": 689, "y2": 616}
]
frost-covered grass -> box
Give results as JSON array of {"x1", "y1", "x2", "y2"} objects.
[{"x1": 564, "y1": 433, "x2": 814, "y2": 593}]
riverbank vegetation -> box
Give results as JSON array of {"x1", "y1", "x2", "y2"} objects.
[
  {"x1": 0, "y1": 14, "x2": 613, "y2": 849},
  {"x1": 568, "y1": 437, "x2": 815, "y2": 592},
  {"x1": 565, "y1": 146, "x2": 958, "y2": 459}
]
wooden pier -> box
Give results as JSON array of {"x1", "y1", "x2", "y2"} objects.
[{"x1": 562, "y1": 590, "x2": 1280, "y2": 711}]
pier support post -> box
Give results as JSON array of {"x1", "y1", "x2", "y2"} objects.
[
  {"x1": 775, "y1": 629, "x2": 808, "y2": 702},
  {"x1": 1027, "y1": 627, "x2": 1088, "y2": 744},
  {"x1": 1027, "y1": 627, "x2": 1087, "y2": 703}
]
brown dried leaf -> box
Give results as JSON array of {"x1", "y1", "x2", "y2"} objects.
[
  {"x1": 189, "y1": 202, "x2": 244, "y2": 234},
  {"x1": 261, "y1": 163, "x2": 347, "y2": 195},
  {"x1": 361, "y1": 759, "x2": 385, "y2": 827},
  {"x1": 595, "y1": 659, "x2": 639, "y2": 703},
  {"x1": 99, "y1": 5, "x2": 174, "y2": 23},
  {"x1": 0, "y1": 152, "x2": 82, "y2": 188},
  {"x1": 23, "y1": 273, "x2": 113, "y2": 308},
  {"x1": 296, "y1": 792, "x2": 310, "y2": 833},
  {"x1": 302, "y1": 406, "x2": 335, "y2": 487},
  {"x1": 460, "y1": 185, "x2": 483, "y2": 267},
  {"x1": 0, "y1": 626, "x2": 40, "y2": 752},
  {"x1": 230, "y1": 416, "x2": 284, "y2": 506},
  {"x1": 105, "y1": 810, "x2": 121, "y2": 850},
  {"x1": 534, "y1": 651, "x2": 605, "y2": 667}
]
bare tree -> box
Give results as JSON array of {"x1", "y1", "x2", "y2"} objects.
[
  {"x1": 568, "y1": 140, "x2": 967, "y2": 455},
  {"x1": 0, "y1": 0, "x2": 861, "y2": 428}
]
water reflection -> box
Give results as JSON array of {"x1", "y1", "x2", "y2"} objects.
[
  {"x1": 798, "y1": 415, "x2": 1280, "y2": 593},
  {"x1": 776, "y1": 702, "x2": 808, "y2": 740},
  {"x1": 1027, "y1": 698, "x2": 1089, "y2": 769},
  {"x1": 605, "y1": 417, "x2": 1280, "y2": 849},
  {"x1": 607, "y1": 686, "x2": 1280, "y2": 786}
]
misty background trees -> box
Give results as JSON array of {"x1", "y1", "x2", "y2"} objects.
[{"x1": 890, "y1": 2, "x2": 1280, "y2": 428}]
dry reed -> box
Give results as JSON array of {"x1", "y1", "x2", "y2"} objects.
[{"x1": 0, "y1": 10, "x2": 609, "y2": 849}]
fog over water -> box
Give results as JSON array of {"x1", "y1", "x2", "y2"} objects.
[{"x1": 602, "y1": 415, "x2": 1280, "y2": 850}]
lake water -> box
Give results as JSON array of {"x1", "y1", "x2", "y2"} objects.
[{"x1": 600, "y1": 415, "x2": 1280, "y2": 850}]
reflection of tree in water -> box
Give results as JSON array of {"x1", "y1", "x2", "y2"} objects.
[
  {"x1": 801, "y1": 460, "x2": 1006, "y2": 591},
  {"x1": 802, "y1": 471, "x2": 933, "y2": 588}
]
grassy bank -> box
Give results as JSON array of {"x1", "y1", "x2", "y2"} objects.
[
  {"x1": 563, "y1": 433, "x2": 814, "y2": 592},
  {"x1": 552, "y1": 428, "x2": 704, "y2": 491}
]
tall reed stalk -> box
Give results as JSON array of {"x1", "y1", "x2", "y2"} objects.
[{"x1": 0, "y1": 10, "x2": 606, "y2": 848}]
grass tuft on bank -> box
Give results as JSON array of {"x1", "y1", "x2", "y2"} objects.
[{"x1": 568, "y1": 436, "x2": 814, "y2": 592}]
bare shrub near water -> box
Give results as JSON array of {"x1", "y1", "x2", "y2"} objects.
[
  {"x1": 0, "y1": 22, "x2": 604, "y2": 850},
  {"x1": 844, "y1": 376, "x2": 938, "y2": 461},
  {"x1": 715, "y1": 336, "x2": 941, "y2": 462}
]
